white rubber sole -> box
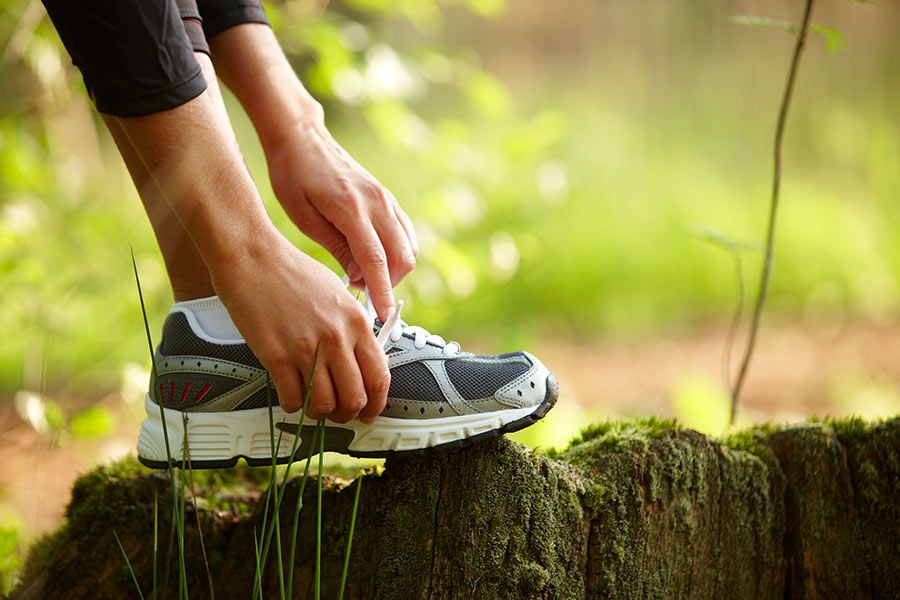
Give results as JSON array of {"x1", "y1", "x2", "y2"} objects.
[{"x1": 136, "y1": 392, "x2": 551, "y2": 468}]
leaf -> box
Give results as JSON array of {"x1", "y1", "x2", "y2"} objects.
[
  {"x1": 729, "y1": 14, "x2": 794, "y2": 34},
  {"x1": 811, "y1": 23, "x2": 846, "y2": 54},
  {"x1": 693, "y1": 227, "x2": 762, "y2": 254},
  {"x1": 70, "y1": 405, "x2": 114, "y2": 439},
  {"x1": 730, "y1": 14, "x2": 846, "y2": 53}
]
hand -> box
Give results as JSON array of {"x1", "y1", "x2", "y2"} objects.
[
  {"x1": 265, "y1": 117, "x2": 418, "y2": 321},
  {"x1": 209, "y1": 229, "x2": 390, "y2": 423}
]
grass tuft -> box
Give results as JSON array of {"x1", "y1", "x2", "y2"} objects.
[
  {"x1": 131, "y1": 248, "x2": 187, "y2": 599},
  {"x1": 113, "y1": 529, "x2": 145, "y2": 600},
  {"x1": 314, "y1": 419, "x2": 325, "y2": 600},
  {"x1": 338, "y1": 472, "x2": 363, "y2": 600},
  {"x1": 254, "y1": 347, "x2": 320, "y2": 598},
  {"x1": 152, "y1": 490, "x2": 158, "y2": 600}
]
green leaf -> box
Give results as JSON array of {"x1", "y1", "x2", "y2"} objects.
[
  {"x1": 729, "y1": 14, "x2": 794, "y2": 33},
  {"x1": 811, "y1": 23, "x2": 845, "y2": 54},
  {"x1": 70, "y1": 405, "x2": 115, "y2": 439},
  {"x1": 0, "y1": 527, "x2": 18, "y2": 559},
  {"x1": 43, "y1": 398, "x2": 66, "y2": 433},
  {"x1": 694, "y1": 227, "x2": 762, "y2": 254},
  {"x1": 730, "y1": 15, "x2": 846, "y2": 53}
]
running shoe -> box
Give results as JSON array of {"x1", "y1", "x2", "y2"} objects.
[{"x1": 137, "y1": 294, "x2": 558, "y2": 468}]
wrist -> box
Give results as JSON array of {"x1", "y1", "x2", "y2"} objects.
[
  {"x1": 208, "y1": 23, "x2": 326, "y2": 152},
  {"x1": 257, "y1": 97, "x2": 326, "y2": 154},
  {"x1": 202, "y1": 212, "x2": 282, "y2": 267},
  {"x1": 257, "y1": 103, "x2": 331, "y2": 159}
]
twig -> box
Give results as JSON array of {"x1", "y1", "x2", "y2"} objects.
[
  {"x1": 722, "y1": 249, "x2": 745, "y2": 391},
  {"x1": 730, "y1": 0, "x2": 816, "y2": 424}
]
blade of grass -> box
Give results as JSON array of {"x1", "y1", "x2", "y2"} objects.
[
  {"x1": 261, "y1": 374, "x2": 279, "y2": 534},
  {"x1": 114, "y1": 529, "x2": 145, "y2": 600},
  {"x1": 153, "y1": 489, "x2": 158, "y2": 600},
  {"x1": 314, "y1": 419, "x2": 325, "y2": 600},
  {"x1": 256, "y1": 376, "x2": 281, "y2": 596},
  {"x1": 266, "y1": 375, "x2": 287, "y2": 600},
  {"x1": 254, "y1": 347, "x2": 319, "y2": 597},
  {"x1": 184, "y1": 416, "x2": 215, "y2": 600},
  {"x1": 253, "y1": 528, "x2": 263, "y2": 599},
  {"x1": 179, "y1": 427, "x2": 189, "y2": 600},
  {"x1": 285, "y1": 423, "x2": 322, "y2": 600},
  {"x1": 262, "y1": 373, "x2": 286, "y2": 600},
  {"x1": 338, "y1": 472, "x2": 363, "y2": 600},
  {"x1": 132, "y1": 248, "x2": 186, "y2": 600},
  {"x1": 274, "y1": 501, "x2": 286, "y2": 600},
  {"x1": 163, "y1": 510, "x2": 175, "y2": 599}
]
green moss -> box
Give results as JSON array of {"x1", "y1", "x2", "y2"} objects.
[
  {"x1": 561, "y1": 416, "x2": 681, "y2": 453},
  {"x1": 721, "y1": 423, "x2": 782, "y2": 456},
  {"x1": 13, "y1": 416, "x2": 899, "y2": 599}
]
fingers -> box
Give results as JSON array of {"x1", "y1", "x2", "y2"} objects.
[
  {"x1": 327, "y1": 346, "x2": 369, "y2": 423},
  {"x1": 332, "y1": 187, "x2": 416, "y2": 314},
  {"x1": 305, "y1": 366, "x2": 337, "y2": 420},
  {"x1": 356, "y1": 337, "x2": 390, "y2": 423},
  {"x1": 342, "y1": 217, "x2": 395, "y2": 321},
  {"x1": 293, "y1": 202, "x2": 363, "y2": 283},
  {"x1": 389, "y1": 190, "x2": 419, "y2": 257},
  {"x1": 269, "y1": 362, "x2": 304, "y2": 413},
  {"x1": 372, "y1": 206, "x2": 416, "y2": 288}
]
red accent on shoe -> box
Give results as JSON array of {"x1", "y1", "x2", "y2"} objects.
[
  {"x1": 195, "y1": 383, "x2": 212, "y2": 403},
  {"x1": 158, "y1": 383, "x2": 165, "y2": 404},
  {"x1": 180, "y1": 382, "x2": 192, "y2": 404}
]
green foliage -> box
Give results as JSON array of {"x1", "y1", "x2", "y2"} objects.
[
  {"x1": 730, "y1": 14, "x2": 846, "y2": 53},
  {"x1": 0, "y1": 526, "x2": 23, "y2": 595},
  {"x1": 1, "y1": 0, "x2": 899, "y2": 406},
  {"x1": 69, "y1": 405, "x2": 115, "y2": 439}
]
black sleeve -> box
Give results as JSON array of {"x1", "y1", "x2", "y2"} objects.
[
  {"x1": 42, "y1": 0, "x2": 208, "y2": 117},
  {"x1": 196, "y1": 0, "x2": 269, "y2": 39}
]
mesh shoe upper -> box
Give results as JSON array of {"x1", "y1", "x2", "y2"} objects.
[{"x1": 151, "y1": 304, "x2": 552, "y2": 418}]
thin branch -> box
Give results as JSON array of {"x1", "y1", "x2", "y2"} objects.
[
  {"x1": 722, "y1": 250, "x2": 745, "y2": 392},
  {"x1": 730, "y1": 0, "x2": 816, "y2": 424}
]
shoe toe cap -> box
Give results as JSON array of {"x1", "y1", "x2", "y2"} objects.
[{"x1": 493, "y1": 352, "x2": 554, "y2": 408}]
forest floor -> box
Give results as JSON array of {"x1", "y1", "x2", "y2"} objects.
[{"x1": 2, "y1": 317, "x2": 899, "y2": 546}]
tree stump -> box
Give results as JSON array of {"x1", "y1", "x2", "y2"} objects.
[{"x1": 11, "y1": 417, "x2": 899, "y2": 599}]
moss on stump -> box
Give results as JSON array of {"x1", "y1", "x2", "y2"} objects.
[{"x1": 11, "y1": 417, "x2": 899, "y2": 599}]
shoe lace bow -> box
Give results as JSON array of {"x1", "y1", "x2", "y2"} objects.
[{"x1": 361, "y1": 288, "x2": 460, "y2": 356}]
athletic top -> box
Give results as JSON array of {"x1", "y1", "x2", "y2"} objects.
[{"x1": 41, "y1": 0, "x2": 268, "y2": 117}]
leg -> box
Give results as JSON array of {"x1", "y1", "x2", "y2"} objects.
[{"x1": 102, "y1": 52, "x2": 234, "y2": 301}]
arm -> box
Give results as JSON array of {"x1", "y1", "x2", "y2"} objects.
[
  {"x1": 208, "y1": 23, "x2": 418, "y2": 322},
  {"x1": 115, "y1": 58, "x2": 390, "y2": 423},
  {"x1": 41, "y1": 0, "x2": 388, "y2": 420}
]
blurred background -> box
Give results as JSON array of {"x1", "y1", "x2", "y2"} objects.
[{"x1": 1, "y1": 0, "x2": 898, "y2": 589}]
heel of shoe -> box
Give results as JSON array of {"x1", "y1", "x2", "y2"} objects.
[{"x1": 136, "y1": 395, "x2": 299, "y2": 469}]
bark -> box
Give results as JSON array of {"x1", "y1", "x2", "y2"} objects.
[{"x1": 11, "y1": 417, "x2": 899, "y2": 600}]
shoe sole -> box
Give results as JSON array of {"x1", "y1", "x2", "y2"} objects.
[{"x1": 137, "y1": 374, "x2": 559, "y2": 469}]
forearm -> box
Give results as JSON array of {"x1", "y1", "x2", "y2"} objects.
[
  {"x1": 208, "y1": 23, "x2": 324, "y2": 151},
  {"x1": 117, "y1": 84, "x2": 277, "y2": 265}
]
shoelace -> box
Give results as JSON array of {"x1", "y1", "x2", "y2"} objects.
[{"x1": 357, "y1": 286, "x2": 461, "y2": 356}]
